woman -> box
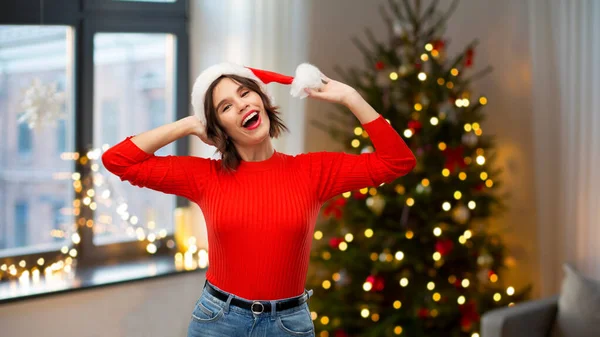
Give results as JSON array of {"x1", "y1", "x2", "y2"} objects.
[{"x1": 101, "y1": 62, "x2": 416, "y2": 337}]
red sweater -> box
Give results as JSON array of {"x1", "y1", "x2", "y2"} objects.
[{"x1": 101, "y1": 114, "x2": 415, "y2": 300}]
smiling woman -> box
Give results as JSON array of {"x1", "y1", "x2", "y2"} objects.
[
  {"x1": 202, "y1": 74, "x2": 288, "y2": 171},
  {"x1": 101, "y1": 61, "x2": 416, "y2": 337}
]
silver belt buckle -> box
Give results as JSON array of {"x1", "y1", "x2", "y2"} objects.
[{"x1": 251, "y1": 301, "x2": 264, "y2": 314}]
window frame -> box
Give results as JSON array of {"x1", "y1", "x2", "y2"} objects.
[{"x1": 0, "y1": 0, "x2": 190, "y2": 269}]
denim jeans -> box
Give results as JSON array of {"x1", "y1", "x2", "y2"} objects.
[{"x1": 187, "y1": 280, "x2": 315, "y2": 337}]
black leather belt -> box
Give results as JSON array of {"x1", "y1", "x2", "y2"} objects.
[{"x1": 203, "y1": 280, "x2": 310, "y2": 314}]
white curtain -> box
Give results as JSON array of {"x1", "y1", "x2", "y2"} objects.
[
  {"x1": 529, "y1": 0, "x2": 600, "y2": 296},
  {"x1": 189, "y1": 0, "x2": 309, "y2": 158}
]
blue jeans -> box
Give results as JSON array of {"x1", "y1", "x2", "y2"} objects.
[{"x1": 187, "y1": 280, "x2": 315, "y2": 337}]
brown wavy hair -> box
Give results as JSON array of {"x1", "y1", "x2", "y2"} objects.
[{"x1": 203, "y1": 74, "x2": 289, "y2": 172}]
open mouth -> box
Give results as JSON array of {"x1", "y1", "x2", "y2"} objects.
[{"x1": 242, "y1": 111, "x2": 261, "y2": 130}]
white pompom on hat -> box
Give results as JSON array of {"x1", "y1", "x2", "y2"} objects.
[{"x1": 191, "y1": 62, "x2": 324, "y2": 128}]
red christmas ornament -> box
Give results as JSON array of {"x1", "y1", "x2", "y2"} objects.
[
  {"x1": 432, "y1": 39, "x2": 445, "y2": 51},
  {"x1": 474, "y1": 183, "x2": 485, "y2": 192},
  {"x1": 329, "y1": 237, "x2": 345, "y2": 249},
  {"x1": 442, "y1": 146, "x2": 467, "y2": 174},
  {"x1": 366, "y1": 275, "x2": 385, "y2": 291},
  {"x1": 352, "y1": 190, "x2": 368, "y2": 200},
  {"x1": 334, "y1": 330, "x2": 349, "y2": 337},
  {"x1": 414, "y1": 63, "x2": 422, "y2": 70},
  {"x1": 417, "y1": 307, "x2": 429, "y2": 319},
  {"x1": 324, "y1": 196, "x2": 347, "y2": 219},
  {"x1": 465, "y1": 48, "x2": 474, "y2": 68},
  {"x1": 459, "y1": 300, "x2": 480, "y2": 331},
  {"x1": 488, "y1": 270, "x2": 497, "y2": 277},
  {"x1": 375, "y1": 61, "x2": 385, "y2": 70},
  {"x1": 408, "y1": 120, "x2": 422, "y2": 133},
  {"x1": 435, "y1": 238, "x2": 454, "y2": 256}
]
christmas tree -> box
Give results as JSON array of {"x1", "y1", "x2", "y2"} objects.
[{"x1": 307, "y1": 1, "x2": 530, "y2": 336}]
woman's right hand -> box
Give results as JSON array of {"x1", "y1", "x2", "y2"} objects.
[{"x1": 187, "y1": 116, "x2": 216, "y2": 147}]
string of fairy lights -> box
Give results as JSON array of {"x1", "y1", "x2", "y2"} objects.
[
  {"x1": 0, "y1": 146, "x2": 207, "y2": 292},
  {"x1": 307, "y1": 42, "x2": 516, "y2": 337}
]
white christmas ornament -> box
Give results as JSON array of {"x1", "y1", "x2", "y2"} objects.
[
  {"x1": 19, "y1": 78, "x2": 66, "y2": 129},
  {"x1": 451, "y1": 204, "x2": 470, "y2": 224},
  {"x1": 462, "y1": 132, "x2": 478, "y2": 147}
]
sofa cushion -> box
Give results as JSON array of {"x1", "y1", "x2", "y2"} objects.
[{"x1": 551, "y1": 264, "x2": 600, "y2": 337}]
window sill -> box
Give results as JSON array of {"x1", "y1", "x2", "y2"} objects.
[{"x1": 0, "y1": 255, "x2": 206, "y2": 305}]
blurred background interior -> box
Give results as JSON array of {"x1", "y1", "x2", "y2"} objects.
[{"x1": 0, "y1": 1, "x2": 598, "y2": 337}]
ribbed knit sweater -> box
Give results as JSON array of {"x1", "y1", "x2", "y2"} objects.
[{"x1": 101, "y1": 114, "x2": 416, "y2": 300}]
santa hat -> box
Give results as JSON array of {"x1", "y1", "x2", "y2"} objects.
[{"x1": 191, "y1": 62, "x2": 324, "y2": 127}]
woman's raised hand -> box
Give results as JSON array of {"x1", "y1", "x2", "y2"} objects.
[{"x1": 303, "y1": 73, "x2": 362, "y2": 108}]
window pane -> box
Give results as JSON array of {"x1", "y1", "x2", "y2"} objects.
[
  {"x1": 0, "y1": 26, "x2": 76, "y2": 256},
  {"x1": 93, "y1": 33, "x2": 177, "y2": 246}
]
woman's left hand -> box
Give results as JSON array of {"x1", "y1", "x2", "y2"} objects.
[{"x1": 304, "y1": 74, "x2": 362, "y2": 107}]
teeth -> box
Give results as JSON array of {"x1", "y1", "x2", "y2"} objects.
[{"x1": 242, "y1": 112, "x2": 258, "y2": 127}]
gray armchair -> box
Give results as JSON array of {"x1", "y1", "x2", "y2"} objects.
[{"x1": 481, "y1": 295, "x2": 558, "y2": 337}]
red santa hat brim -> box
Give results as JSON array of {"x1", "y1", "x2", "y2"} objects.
[{"x1": 191, "y1": 62, "x2": 324, "y2": 127}]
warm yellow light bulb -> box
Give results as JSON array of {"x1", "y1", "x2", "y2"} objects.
[
  {"x1": 458, "y1": 172, "x2": 467, "y2": 180},
  {"x1": 390, "y1": 72, "x2": 399, "y2": 80},
  {"x1": 451, "y1": 68, "x2": 459, "y2": 76},
  {"x1": 479, "y1": 96, "x2": 488, "y2": 105},
  {"x1": 430, "y1": 117, "x2": 439, "y2": 125},
  {"x1": 322, "y1": 280, "x2": 331, "y2": 289},
  {"x1": 314, "y1": 231, "x2": 323, "y2": 240},
  {"x1": 418, "y1": 72, "x2": 427, "y2": 81},
  {"x1": 442, "y1": 169, "x2": 450, "y2": 177},
  {"x1": 364, "y1": 229, "x2": 374, "y2": 238},
  {"x1": 414, "y1": 103, "x2": 422, "y2": 111},
  {"x1": 468, "y1": 201, "x2": 476, "y2": 209},
  {"x1": 425, "y1": 43, "x2": 433, "y2": 51},
  {"x1": 433, "y1": 252, "x2": 441, "y2": 261},
  {"x1": 476, "y1": 155, "x2": 486, "y2": 165},
  {"x1": 351, "y1": 139, "x2": 360, "y2": 148},
  {"x1": 427, "y1": 282, "x2": 435, "y2": 290},
  {"x1": 406, "y1": 198, "x2": 415, "y2": 206},
  {"x1": 339, "y1": 242, "x2": 348, "y2": 251},
  {"x1": 361, "y1": 309, "x2": 370, "y2": 318},
  {"x1": 394, "y1": 326, "x2": 403, "y2": 335},
  {"x1": 442, "y1": 202, "x2": 451, "y2": 211},
  {"x1": 433, "y1": 227, "x2": 442, "y2": 236},
  {"x1": 507, "y1": 286, "x2": 515, "y2": 296},
  {"x1": 354, "y1": 127, "x2": 363, "y2": 136},
  {"x1": 458, "y1": 296, "x2": 466, "y2": 305},
  {"x1": 345, "y1": 233, "x2": 353, "y2": 242},
  {"x1": 363, "y1": 282, "x2": 373, "y2": 291},
  {"x1": 405, "y1": 231, "x2": 414, "y2": 239},
  {"x1": 462, "y1": 279, "x2": 470, "y2": 288},
  {"x1": 494, "y1": 293, "x2": 502, "y2": 302},
  {"x1": 454, "y1": 191, "x2": 462, "y2": 199},
  {"x1": 395, "y1": 251, "x2": 405, "y2": 261},
  {"x1": 393, "y1": 300, "x2": 402, "y2": 309},
  {"x1": 400, "y1": 278, "x2": 409, "y2": 287},
  {"x1": 403, "y1": 129, "x2": 413, "y2": 138},
  {"x1": 433, "y1": 292, "x2": 441, "y2": 301}
]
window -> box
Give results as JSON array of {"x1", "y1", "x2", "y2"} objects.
[
  {"x1": 93, "y1": 33, "x2": 177, "y2": 246},
  {"x1": 17, "y1": 118, "x2": 32, "y2": 155},
  {"x1": 0, "y1": 25, "x2": 75, "y2": 259},
  {"x1": 14, "y1": 202, "x2": 29, "y2": 247},
  {"x1": 0, "y1": 0, "x2": 190, "y2": 297}
]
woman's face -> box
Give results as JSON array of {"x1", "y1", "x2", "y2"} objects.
[{"x1": 212, "y1": 77, "x2": 270, "y2": 146}]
